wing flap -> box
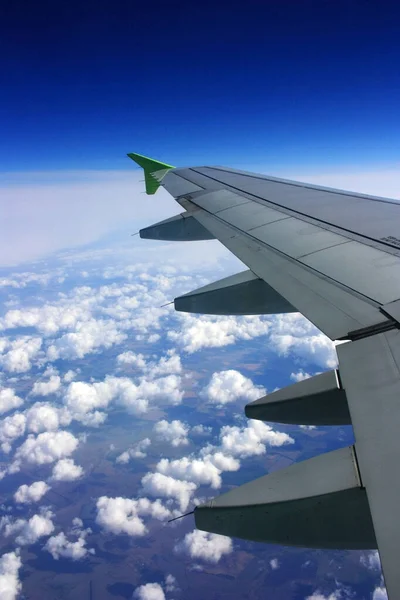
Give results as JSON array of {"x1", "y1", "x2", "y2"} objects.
[{"x1": 302, "y1": 241, "x2": 400, "y2": 305}]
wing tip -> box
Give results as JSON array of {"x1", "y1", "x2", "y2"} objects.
[{"x1": 127, "y1": 152, "x2": 175, "y2": 195}]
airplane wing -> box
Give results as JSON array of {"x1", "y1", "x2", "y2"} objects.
[{"x1": 129, "y1": 152, "x2": 400, "y2": 598}]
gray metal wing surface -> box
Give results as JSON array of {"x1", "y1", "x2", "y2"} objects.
[{"x1": 129, "y1": 155, "x2": 400, "y2": 599}]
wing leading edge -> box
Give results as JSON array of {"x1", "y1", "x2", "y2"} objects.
[{"x1": 130, "y1": 153, "x2": 400, "y2": 599}]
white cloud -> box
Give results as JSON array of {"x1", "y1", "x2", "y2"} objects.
[
  {"x1": 269, "y1": 314, "x2": 337, "y2": 369},
  {"x1": 1, "y1": 510, "x2": 54, "y2": 545},
  {"x1": 146, "y1": 351, "x2": 182, "y2": 378},
  {"x1": 51, "y1": 458, "x2": 84, "y2": 481},
  {"x1": 290, "y1": 370, "x2": 312, "y2": 382},
  {"x1": 64, "y1": 379, "x2": 114, "y2": 415},
  {"x1": 141, "y1": 473, "x2": 197, "y2": 512},
  {"x1": 0, "y1": 303, "x2": 90, "y2": 336},
  {"x1": 164, "y1": 574, "x2": 176, "y2": 593},
  {"x1": 0, "y1": 412, "x2": 26, "y2": 453},
  {"x1": 45, "y1": 521, "x2": 94, "y2": 561},
  {"x1": 270, "y1": 558, "x2": 279, "y2": 570},
  {"x1": 64, "y1": 374, "x2": 183, "y2": 420},
  {"x1": 0, "y1": 337, "x2": 42, "y2": 373},
  {"x1": 201, "y1": 370, "x2": 265, "y2": 405},
  {"x1": 115, "y1": 451, "x2": 131, "y2": 465},
  {"x1": 215, "y1": 419, "x2": 294, "y2": 459},
  {"x1": 360, "y1": 551, "x2": 381, "y2": 571},
  {"x1": 176, "y1": 529, "x2": 232, "y2": 563},
  {"x1": 116, "y1": 438, "x2": 151, "y2": 464},
  {"x1": 373, "y1": 587, "x2": 388, "y2": 600},
  {"x1": 133, "y1": 583, "x2": 166, "y2": 600},
  {"x1": 305, "y1": 593, "x2": 341, "y2": 600},
  {"x1": 148, "y1": 334, "x2": 160, "y2": 343},
  {"x1": 31, "y1": 375, "x2": 61, "y2": 396},
  {"x1": 0, "y1": 551, "x2": 22, "y2": 600},
  {"x1": 0, "y1": 388, "x2": 23, "y2": 415},
  {"x1": 63, "y1": 370, "x2": 76, "y2": 383},
  {"x1": 191, "y1": 424, "x2": 212, "y2": 436},
  {"x1": 169, "y1": 314, "x2": 270, "y2": 353},
  {"x1": 12, "y1": 430, "x2": 79, "y2": 470},
  {"x1": 96, "y1": 496, "x2": 170, "y2": 536},
  {"x1": 14, "y1": 481, "x2": 50, "y2": 504},
  {"x1": 25, "y1": 402, "x2": 70, "y2": 433},
  {"x1": 47, "y1": 318, "x2": 127, "y2": 360},
  {"x1": 0, "y1": 270, "x2": 61, "y2": 289},
  {"x1": 156, "y1": 454, "x2": 240, "y2": 490},
  {"x1": 153, "y1": 420, "x2": 190, "y2": 447},
  {"x1": 117, "y1": 351, "x2": 147, "y2": 369}
]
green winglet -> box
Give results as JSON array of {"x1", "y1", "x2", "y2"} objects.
[{"x1": 127, "y1": 152, "x2": 175, "y2": 195}]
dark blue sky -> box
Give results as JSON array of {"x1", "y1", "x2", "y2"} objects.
[{"x1": 2, "y1": 0, "x2": 400, "y2": 171}]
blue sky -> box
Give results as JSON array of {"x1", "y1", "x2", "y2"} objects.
[{"x1": 2, "y1": 0, "x2": 400, "y2": 172}]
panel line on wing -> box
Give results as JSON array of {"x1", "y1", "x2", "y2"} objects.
[
  {"x1": 296, "y1": 239, "x2": 353, "y2": 260},
  {"x1": 189, "y1": 168, "x2": 400, "y2": 256},
  {"x1": 201, "y1": 165, "x2": 400, "y2": 206}
]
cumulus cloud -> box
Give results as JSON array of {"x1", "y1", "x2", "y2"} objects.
[
  {"x1": 141, "y1": 473, "x2": 197, "y2": 512},
  {"x1": 64, "y1": 379, "x2": 114, "y2": 416},
  {"x1": 201, "y1": 370, "x2": 265, "y2": 405},
  {"x1": 45, "y1": 520, "x2": 94, "y2": 561},
  {"x1": 270, "y1": 558, "x2": 279, "y2": 570},
  {"x1": 169, "y1": 314, "x2": 270, "y2": 353},
  {"x1": 1, "y1": 510, "x2": 54, "y2": 545},
  {"x1": 153, "y1": 420, "x2": 190, "y2": 447},
  {"x1": 0, "y1": 337, "x2": 42, "y2": 373},
  {"x1": 164, "y1": 574, "x2": 176, "y2": 593},
  {"x1": 373, "y1": 587, "x2": 388, "y2": 600},
  {"x1": 360, "y1": 551, "x2": 381, "y2": 571},
  {"x1": 214, "y1": 419, "x2": 294, "y2": 459},
  {"x1": 25, "y1": 402, "x2": 70, "y2": 433},
  {"x1": 191, "y1": 424, "x2": 212, "y2": 436},
  {"x1": 0, "y1": 270, "x2": 62, "y2": 289},
  {"x1": 176, "y1": 529, "x2": 233, "y2": 563},
  {"x1": 290, "y1": 370, "x2": 312, "y2": 382},
  {"x1": 156, "y1": 453, "x2": 240, "y2": 490},
  {"x1": 116, "y1": 438, "x2": 151, "y2": 464},
  {"x1": 12, "y1": 430, "x2": 79, "y2": 471},
  {"x1": 0, "y1": 388, "x2": 23, "y2": 415},
  {"x1": 64, "y1": 374, "x2": 183, "y2": 421},
  {"x1": 31, "y1": 375, "x2": 61, "y2": 396},
  {"x1": 146, "y1": 351, "x2": 182, "y2": 378},
  {"x1": 14, "y1": 481, "x2": 50, "y2": 504},
  {"x1": 0, "y1": 551, "x2": 22, "y2": 600},
  {"x1": 305, "y1": 595, "x2": 333, "y2": 600},
  {"x1": 47, "y1": 318, "x2": 127, "y2": 360},
  {"x1": 63, "y1": 370, "x2": 76, "y2": 383},
  {"x1": 0, "y1": 303, "x2": 91, "y2": 336},
  {"x1": 51, "y1": 458, "x2": 84, "y2": 481},
  {"x1": 133, "y1": 582, "x2": 166, "y2": 600},
  {"x1": 269, "y1": 314, "x2": 337, "y2": 369},
  {"x1": 0, "y1": 412, "x2": 26, "y2": 453},
  {"x1": 96, "y1": 496, "x2": 170, "y2": 536},
  {"x1": 117, "y1": 351, "x2": 147, "y2": 369}
]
